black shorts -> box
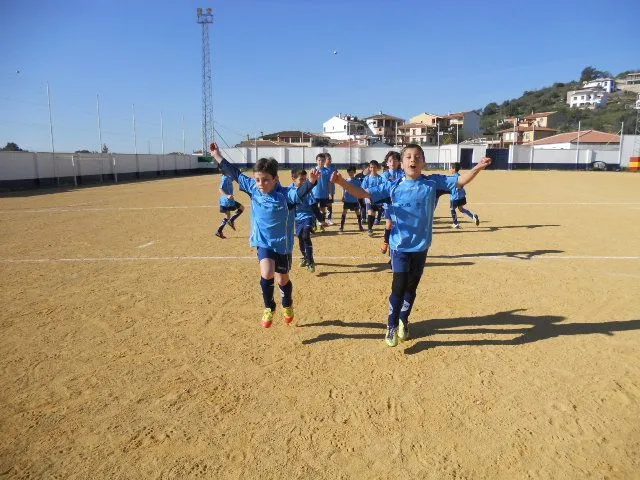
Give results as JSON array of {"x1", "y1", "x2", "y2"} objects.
[
  {"x1": 257, "y1": 247, "x2": 292, "y2": 274},
  {"x1": 317, "y1": 198, "x2": 331, "y2": 208},
  {"x1": 343, "y1": 202, "x2": 359, "y2": 212},
  {"x1": 367, "y1": 203, "x2": 383, "y2": 213},
  {"x1": 450, "y1": 197, "x2": 467, "y2": 209},
  {"x1": 220, "y1": 201, "x2": 243, "y2": 213}
]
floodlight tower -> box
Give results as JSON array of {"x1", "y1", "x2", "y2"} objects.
[{"x1": 197, "y1": 7, "x2": 214, "y2": 155}]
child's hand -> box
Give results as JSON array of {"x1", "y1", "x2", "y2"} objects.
[
  {"x1": 330, "y1": 171, "x2": 344, "y2": 185},
  {"x1": 478, "y1": 157, "x2": 492, "y2": 169},
  {"x1": 228, "y1": 194, "x2": 234, "y2": 200},
  {"x1": 308, "y1": 167, "x2": 321, "y2": 183},
  {"x1": 209, "y1": 142, "x2": 222, "y2": 161}
]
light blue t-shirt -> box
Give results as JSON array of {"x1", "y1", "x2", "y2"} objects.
[
  {"x1": 291, "y1": 183, "x2": 317, "y2": 223},
  {"x1": 448, "y1": 172, "x2": 466, "y2": 200},
  {"x1": 368, "y1": 174, "x2": 458, "y2": 252},
  {"x1": 237, "y1": 174, "x2": 305, "y2": 254},
  {"x1": 382, "y1": 168, "x2": 405, "y2": 183},
  {"x1": 326, "y1": 164, "x2": 337, "y2": 196},
  {"x1": 342, "y1": 177, "x2": 362, "y2": 203},
  {"x1": 312, "y1": 166, "x2": 332, "y2": 199},
  {"x1": 361, "y1": 173, "x2": 385, "y2": 191},
  {"x1": 219, "y1": 175, "x2": 234, "y2": 207}
]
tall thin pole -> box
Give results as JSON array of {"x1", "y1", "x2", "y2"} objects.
[
  {"x1": 96, "y1": 94, "x2": 103, "y2": 153},
  {"x1": 456, "y1": 122, "x2": 460, "y2": 164},
  {"x1": 617, "y1": 121, "x2": 624, "y2": 167},
  {"x1": 575, "y1": 120, "x2": 581, "y2": 168},
  {"x1": 160, "y1": 111, "x2": 165, "y2": 155},
  {"x1": 132, "y1": 103, "x2": 138, "y2": 154},
  {"x1": 437, "y1": 121, "x2": 441, "y2": 168},
  {"x1": 46, "y1": 82, "x2": 58, "y2": 184},
  {"x1": 181, "y1": 114, "x2": 186, "y2": 154},
  {"x1": 529, "y1": 123, "x2": 535, "y2": 170}
]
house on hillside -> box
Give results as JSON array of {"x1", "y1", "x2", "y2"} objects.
[
  {"x1": 531, "y1": 130, "x2": 620, "y2": 150},
  {"x1": 567, "y1": 87, "x2": 608, "y2": 108},
  {"x1": 409, "y1": 111, "x2": 480, "y2": 141},
  {"x1": 497, "y1": 125, "x2": 557, "y2": 146},
  {"x1": 322, "y1": 114, "x2": 368, "y2": 141},
  {"x1": 364, "y1": 112, "x2": 404, "y2": 145},
  {"x1": 236, "y1": 130, "x2": 328, "y2": 148},
  {"x1": 396, "y1": 122, "x2": 438, "y2": 146},
  {"x1": 616, "y1": 72, "x2": 640, "y2": 94},
  {"x1": 522, "y1": 111, "x2": 565, "y2": 129},
  {"x1": 583, "y1": 77, "x2": 616, "y2": 93}
]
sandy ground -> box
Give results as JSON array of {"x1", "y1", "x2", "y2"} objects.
[{"x1": 0, "y1": 170, "x2": 639, "y2": 479}]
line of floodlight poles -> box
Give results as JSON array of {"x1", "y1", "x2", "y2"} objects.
[{"x1": 45, "y1": 83, "x2": 188, "y2": 159}]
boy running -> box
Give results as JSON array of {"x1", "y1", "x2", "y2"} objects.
[
  {"x1": 210, "y1": 143, "x2": 319, "y2": 328},
  {"x1": 360, "y1": 160, "x2": 385, "y2": 236},
  {"x1": 291, "y1": 168, "x2": 323, "y2": 272},
  {"x1": 216, "y1": 174, "x2": 245, "y2": 239},
  {"x1": 331, "y1": 144, "x2": 491, "y2": 347},
  {"x1": 449, "y1": 162, "x2": 481, "y2": 229},
  {"x1": 339, "y1": 166, "x2": 365, "y2": 232}
]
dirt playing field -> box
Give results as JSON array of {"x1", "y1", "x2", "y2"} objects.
[{"x1": 1, "y1": 170, "x2": 639, "y2": 479}]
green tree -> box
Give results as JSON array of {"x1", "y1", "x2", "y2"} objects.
[
  {"x1": 483, "y1": 102, "x2": 499, "y2": 116},
  {"x1": 1, "y1": 142, "x2": 23, "y2": 151}
]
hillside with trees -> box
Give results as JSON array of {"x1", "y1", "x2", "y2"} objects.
[{"x1": 480, "y1": 66, "x2": 638, "y2": 136}]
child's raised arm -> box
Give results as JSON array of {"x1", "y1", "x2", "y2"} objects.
[
  {"x1": 456, "y1": 157, "x2": 491, "y2": 188},
  {"x1": 210, "y1": 142, "x2": 242, "y2": 182},
  {"x1": 331, "y1": 171, "x2": 371, "y2": 199}
]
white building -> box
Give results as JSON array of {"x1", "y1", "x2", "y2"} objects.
[
  {"x1": 583, "y1": 77, "x2": 616, "y2": 93},
  {"x1": 567, "y1": 87, "x2": 608, "y2": 109},
  {"x1": 636, "y1": 93, "x2": 640, "y2": 110},
  {"x1": 322, "y1": 114, "x2": 367, "y2": 141}
]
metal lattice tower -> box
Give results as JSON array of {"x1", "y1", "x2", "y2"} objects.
[{"x1": 197, "y1": 7, "x2": 214, "y2": 156}]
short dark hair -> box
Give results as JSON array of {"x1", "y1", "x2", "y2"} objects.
[
  {"x1": 346, "y1": 166, "x2": 356, "y2": 173},
  {"x1": 385, "y1": 151, "x2": 401, "y2": 162},
  {"x1": 316, "y1": 153, "x2": 326, "y2": 161},
  {"x1": 325, "y1": 152, "x2": 332, "y2": 159},
  {"x1": 400, "y1": 143, "x2": 425, "y2": 160},
  {"x1": 452, "y1": 162, "x2": 461, "y2": 172},
  {"x1": 291, "y1": 168, "x2": 307, "y2": 179},
  {"x1": 254, "y1": 157, "x2": 278, "y2": 177},
  {"x1": 369, "y1": 160, "x2": 380, "y2": 168}
]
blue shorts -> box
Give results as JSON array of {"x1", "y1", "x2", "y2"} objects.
[
  {"x1": 295, "y1": 218, "x2": 314, "y2": 236},
  {"x1": 390, "y1": 249, "x2": 428, "y2": 274},
  {"x1": 450, "y1": 197, "x2": 467, "y2": 209},
  {"x1": 257, "y1": 247, "x2": 292, "y2": 274},
  {"x1": 219, "y1": 201, "x2": 242, "y2": 213},
  {"x1": 342, "y1": 201, "x2": 359, "y2": 211}
]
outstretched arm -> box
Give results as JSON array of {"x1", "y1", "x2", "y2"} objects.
[
  {"x1": 457, "y1": 157, "x2": 492, "y2": 187},
  {"x1": 210, "y1": 142, "x2": 241, "y2": 181},
  {"x1": 294, "y1": 168, "x2": 320, "y2": 201},
  {"x1": 331, "y1": 171, "x2": 371, "y2": 199}
]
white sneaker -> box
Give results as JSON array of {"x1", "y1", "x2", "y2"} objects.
[
  {"x1": 452, "y1": 224, "x2": 461, "y2": 229},
  {"x1": 326, "y1": 219, "x2": 334, "y2": 226}
]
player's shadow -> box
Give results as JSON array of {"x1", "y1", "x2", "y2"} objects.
[
  {"x1": 405, "y1": 310, "x2": 640, "y2": 355},
  {"x1": 300, "y1": 309, "x2": 640, "y2": 352},
  {"x1": 433, "y1": 224, "x2": 560, "y2": 233},
  {"x1": 314, "y1": 260, "x2": 475, "y2": 277},
  {"x1": 430, "y1": 249, "x2": 563, "y2": 261},
  {"x1": 312, "y1": 230, "x2": 360, "y2": 237}
]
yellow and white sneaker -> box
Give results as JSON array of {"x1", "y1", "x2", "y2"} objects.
[
  {"x1": 398, "y1": 321, "x2": 410, "y2": 341},
  {"x1": 283, "y1": 306, "x2": 294, "y2": 325}
]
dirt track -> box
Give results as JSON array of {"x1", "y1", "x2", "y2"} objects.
[{"x1": 1, "y1": 170, "x2": 639, "y2": 479}]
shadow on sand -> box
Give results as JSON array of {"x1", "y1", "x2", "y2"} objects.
[{"x1": 301, "y1": 309, "x2": 640, "y2": 355}]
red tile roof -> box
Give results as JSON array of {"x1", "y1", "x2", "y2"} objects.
[
  {"x1": 523, "y1": 111, "x2": 557, "y2": 119},
  {"x1": 531, "y1": 130, "x2": 620, "y2": 145}
]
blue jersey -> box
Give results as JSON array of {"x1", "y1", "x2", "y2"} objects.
[
  {"x1": 447, "y1": 172, "x2": 466, "y2": 200},
  {"x1": 382, "y1": 168, "x2": 405, "y2": 183},
  {"x1": 361, "y1": 173, "x2": 385, "y2": 191},
  {"x1": 326, "y1": 164, "x2": 337, "y2": 196},
  {"x1": 312, "y1": 166, "x2": 332, "y2": 199},
  {"x1": 233, "y1": 173, "x2": 312, "y2": 254},
  {"x1": 342, "y1": 177, "x2": 362, "y2": 203},
  {"x1": 368, "y1": 174, "x2": 457, "y2": 252},
  {"x1": 219, "y1": 175, "x2": 235, "y2": 207},
  {"x1": 291, "y1": 183, "x2": 317, "y2": 224}
]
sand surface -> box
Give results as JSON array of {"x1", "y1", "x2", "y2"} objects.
[{"x1": 1, "y1": 170, "x2": 639, "y2": 479}]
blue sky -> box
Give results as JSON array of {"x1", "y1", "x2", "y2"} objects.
[{"x1": 1, "y1": 0, "x2": 638, "y2": 153}]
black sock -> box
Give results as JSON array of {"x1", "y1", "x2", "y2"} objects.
[
  {"x1": 218, "y1": 217, "x2": 228, "y2": 232},
  {"x1": 230, "y1": 209, "x2": 243, "y2": 222},
  {"x1": 357, "y1": 214, "x2": 363, "y2": 228},
  {"x1": 260, "y1": 277, "x2": 276, "y2": 310},
  {"x1": 384, "y1": 228, "x2": 391, "y2": 243},
  {"x1": 327, "y1": 205, "x2": 333, "y2": 220},
  {"x1": 340, "y1": 213, "x2": 346, "y2": 230},
  {"x1": 367, "y1": 215, "x2": 375, "y2": 230}
]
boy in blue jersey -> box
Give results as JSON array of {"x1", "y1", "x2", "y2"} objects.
[
  {"x1": 360, "y1": 160, "x2": 385, "y2": 236},
  {"x1": 332, "y1": 144, "x2": 491, "y2": 347},
  {"x1": 380, "y1": 151, "x2": 404, "y2": 253},
  {"x1": 291, "y1": 168, "x2": 324, "y2": 272},
  {"x1": 354, "y1": 163, "x2": 369, "y2": 224},
  {"x1": 210, "y1": 143, "x2": 320, "y2": 328},
  {"x1": 339, "y1": 166, "x2": 365, "y2": 232},
  {"x1": 312, "y1": 153, "x2": 333, "y2": 230},
  {"x1": 325, "y1": 153, "x2": 337, "y2": 225},
  {"x1": 215, "y1": 174, "x2": 245, "y2": 239},
  {"x1": 449, "y1": 162, "x2": 481, "y2": 229}
]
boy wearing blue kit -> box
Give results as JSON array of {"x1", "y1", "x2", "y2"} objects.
[
  {"x1": 312, "y1": 153, "x2": 333, "y2": 230},
  {"x1": 291, "y1": 168, "x2": 324, "y2": 272},
  {"x1": 325, "y1": 153, "x2": 337, "y2": 225},
  {"x1": 339, "y1": 166, "x2": 364, "y2": 232},
  {"x1": 210, "y1": 143, "x2": 320, "y2": 328},
  {"x1": 332, "y1": 144, "x2": 491, "y2": 347},
  {"x1": 216, "y1": 174, "x2": 245, "y2": 239},
  {"x1": 449, "y1": 162, "x2": 481, "y2": 229},
  {"x1": 380, "y1": 151, "x2": 404, "y2": 253},
  {"x1": 360, "y1": 160, "x2": 385, "y2": 236}
]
